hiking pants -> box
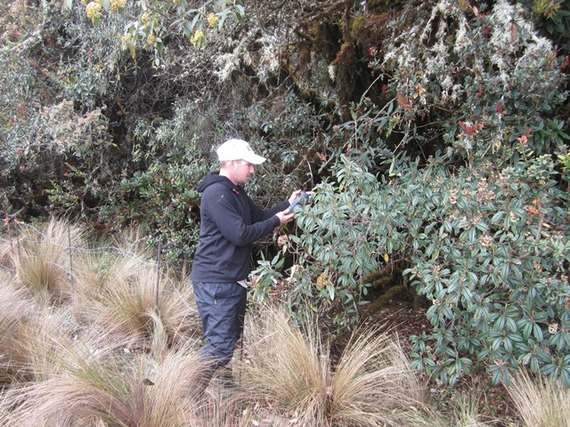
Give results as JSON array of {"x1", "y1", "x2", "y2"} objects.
[{"x1": 192, "y1": 282, "x2": 247, "y2": 369}]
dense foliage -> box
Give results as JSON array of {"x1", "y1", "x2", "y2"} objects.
[{"x1": 1, "y1": 0, "x2": 569, "y2": 387}]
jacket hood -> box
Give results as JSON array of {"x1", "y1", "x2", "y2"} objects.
[{"x1": 196, "y1": 172, "x2": 234, "y2": 193}]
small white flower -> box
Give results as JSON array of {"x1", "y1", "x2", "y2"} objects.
[{"x1": 328, "y1": 64, "x2": 336, "y2": 82}]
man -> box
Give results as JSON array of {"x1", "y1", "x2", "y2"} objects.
[{"x1": 190, "y1": 138, "x2": 299, "y2": 387}]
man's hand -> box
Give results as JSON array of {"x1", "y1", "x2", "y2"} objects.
[
  {"x1": 288, "y1": 189, "x2": 303, "y2": 206},
  {"x1": 275, "y1": 210, "x2": 297, "y2": 224}
]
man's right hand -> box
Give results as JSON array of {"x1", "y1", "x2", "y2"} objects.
[{"x1": 276, "y1": 210, "x2": 297, "y2": 225}]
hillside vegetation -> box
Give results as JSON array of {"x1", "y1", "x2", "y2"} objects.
[
  {"x1": 0, "y1": 219, "x2": 569, "y2": 425},
  {"x1": 1, "y1": 0, "x2": 569, "y2": 401}
]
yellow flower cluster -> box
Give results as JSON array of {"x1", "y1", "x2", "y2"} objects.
[
  {"x1": 190, "y1": 29, "x2": 205, "y2": 47},
  {"x1": 110, "y1": 0, "x2": 127, "y2": 12},
  {"x1": 207, "y1": 13, "x2": 219, "y2": 28},
  {"x1": 85, "y1": 1, "x2": 102, "y2": 20},
  {"x1": 316, "y1": 273, "x2": 331, "y2": 290},
  {"x1": 141, "y1": 12, "x2": 152, "y2": 26},
  {"x1": 121, "y1": 32, "x2": 132, "y2": 46},
  {"x1": 146, "y1": 33, "x2": 156, "y2": 48}
]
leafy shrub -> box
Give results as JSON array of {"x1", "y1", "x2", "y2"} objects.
[
  {"x1": 253, "y1": 0, "x2": 570, "y2": 387},
  {"x1": 0, "y1": 1, "x2": 122, "y2": 220},
  {"x1": 269, "y1": 147, "x2": 569, "y2": 387},
  {"x1": 375, "y1": 0, "x2": 569, "y2": 385},
  {"x1": 403, "y1": 159, "x2": 569, "y2": 386}
]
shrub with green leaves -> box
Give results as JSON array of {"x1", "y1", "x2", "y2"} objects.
[
  {"x1": 274, "y1": 148, "x2": 569, "y2": 386},
  {"x1": 403, "y1": 158, "x2": 569, "y2": 386},
  {"x1": 375, "y1": 0, "x2": 569, "y2": 385},
  {"x1": 252, "y1": 0, "x2": 570, "y2": 387}
]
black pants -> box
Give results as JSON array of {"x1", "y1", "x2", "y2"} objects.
[{"x1": 192, "y1": 282, "x2": 247, "y2": 369}]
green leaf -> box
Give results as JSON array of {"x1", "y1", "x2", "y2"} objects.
[
  {"x1": 561, "y1": 369, "x2": 570, "y2": 387},
  {"x1": 503, "y1": 336, "x2": 513, "y2": 353},
  {"x1": 327, "y1": 284, "x2": 335, "y2": 301},
  {"x1": 533, "y1": 323, "x2": 544, "y2": 342},
  {"x1": 506, "y1": 317, "x2": 517, "y2": 332},
  {"x1": 521, "y1": 321, "x2": 533, "y2": 339},
  {"x1": 474, "y1": 221, "x2": 489, "y2": 232},
  {"x1": 491, "y1": 211, "x2": 505, "y2": 224}
]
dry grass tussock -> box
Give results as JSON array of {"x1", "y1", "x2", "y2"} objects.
[
  {"x1": 8, "y1": 309, "x2": 78, "y2": 384},
  {"x1": 0, "y1": 338, "x2": 211, "y2": 427},
  {"x1": 0, "y1": 219, "x2": 225, "y2": 426},
  {"x1": 70, "y1": 249, "x2": 144, "y2": 314},
  {"x1": 0, "y1": 273, "x2": 83, "y2": 384},
  {"x1": 0, "y1": 276, "x2": 37, "y2": 384},
  {"x1": 11, "y1": 218, "x2": 86, "y2": 303},
  {"x1": 238, "y1": 306, "x2": 428, "y2": 426},
  {"x1": 506, "y1": 369, "x2": 570, "y2": 427},
  {"x1": 400, "y1": 390, "x2": 497, "y2": 427},
  {"x1": 76, "y1": 258, "x2": 199, "y2": 351},
  {"x1": 67, "y1": 227, "x2": 201, "y2": 351},
  {"x1": 0, "y1": 237, "x2": 13, "y2": 268},
  {"x1": 4, "y1": 219, "x2": 200, "y2": 351}
]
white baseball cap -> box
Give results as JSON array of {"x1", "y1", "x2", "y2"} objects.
[{"x1": 216, "y1": 139, "x2": 266, "y2": 164}]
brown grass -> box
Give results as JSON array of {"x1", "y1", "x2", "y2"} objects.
[
  {"x1": 12, "y1": 218, "x2": 86, "y2": 303},
  {"x1": 69, "y1": 228, "x2": 200, "y2": 351},
  {"x1": 0, "y1": 272, "x2": 82, "y2": 385},
  {"x1": 0, "y1": 338, "x2": 207, "y2": 427},
  {"x1": 238, "y1": 306, "x2": 427, "y2": 426},
  {"x1": 330, "y1": 328, "x2": 428, "y2": 426},
  {"x1": 79, "y1": 260, "x2": 199, "y2": 350},
  {"x1": 0, "y1": 275, "x2": 36, "y2": 384},
  {"x1": 399, "y1": 390, "x2": 496, "y2": 427},
  {"x1": 0, "y1": 236, "x2": 13, "y2": 268},
  {"x1": 506, "y1": 369, "x2": 570, "y2": 427}
]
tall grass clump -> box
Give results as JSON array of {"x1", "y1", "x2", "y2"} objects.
[
  {"x1": 0, "y1": 276, "x2": 36, "y2": 384},
  {"x1": 70, "y1": 246, "x2": 147, "y2": 311},
  {"x1": 12, "y1": 218, "x2": 86, "y2": 303},
  {"x1": 0, "y1": 236, "x2": 12, "y2": 268},
  {"x1": 239, "y1": 306, "x2": 426, "y2": 426},
  {"x1": 0, "y1": 276, "x2": 77, "y2": 385},
  {"x1": 506, "y1": 369, "x2": 570, "y2": 427},
  {"x1": 69, "y1": 227, "x2": 200, "y2": 351},
  {"x1": 81, "y1": 260, "x2": 198, "y2": 350},
  {"x1": 18, "y1": 311, "x2": 65, "y2": 378},
  {"x1": 0, "y1": 337, "x2": 207, "y2": 427}
]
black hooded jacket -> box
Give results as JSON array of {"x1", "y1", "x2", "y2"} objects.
[{"x1": 190, "y1": 172, "x2": 289, "y2": 283}]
